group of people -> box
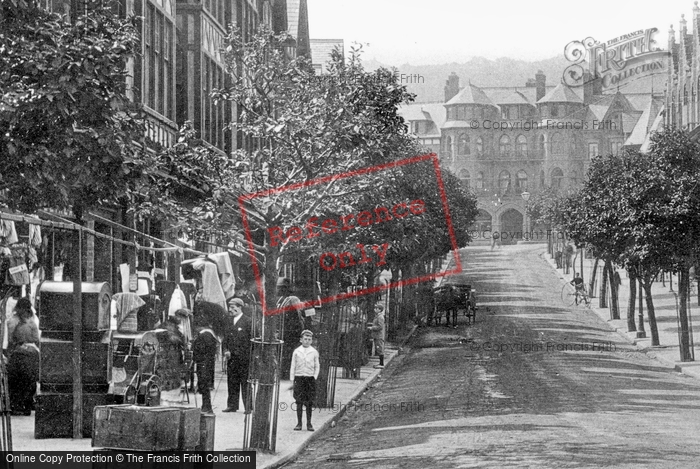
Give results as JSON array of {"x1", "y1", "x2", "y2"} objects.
[{"x1": 191, "y1": 276, "x2": 388, "y2": 435}]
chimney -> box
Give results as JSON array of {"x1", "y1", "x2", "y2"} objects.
[
  {"x1": 535, "y1": 70, "x2": 546, "y2": 102},
  {"x1": 583, "y1": 71, "x2": 602, "y2": 103},
  {"x1": 444, "y1": 72, "x2": 460, "y2": 102}
]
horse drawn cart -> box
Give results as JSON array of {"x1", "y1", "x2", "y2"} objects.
[{"x1": 429, "y1": 282, "x2": 477, "y2": 327}]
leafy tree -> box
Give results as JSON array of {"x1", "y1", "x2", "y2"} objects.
[{"x1": 0, "y1": 0, "x2": 147, "y2": 219}]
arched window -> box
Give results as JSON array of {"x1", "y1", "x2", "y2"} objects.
[
  {"x1": 516, "y1": 135, "x2": 527, "y2": 157},
  {"x1": 476, "y1": 171, "x2": 484, "y2": 190},
  {"x1": 537, "y1": 134, "x2": 545, "y2": 154},
  {"x1": 499, "y1": 135, "x2": 511, "y2": 157},
  {"x1": 499, "y1": 170, "x2": 511, "y2": 195},
  {"x1": 516, "y1": 170, "x2": 528, "y2": 193},
  {"x1": 539, "y1": 170, "x2": 545, "y2": 188},
  {"x1": 457, "y1": 134, "x2": 470, "y2": 155},
  {"x1": 476, "y1": 137, "x2": 483, "y2": 156},
  {"x1": 551, "y1": 167, "x2": 564, "y2": 189},
  {"x1": 458, "y1": 169, "x2": 470, "y2": 191},
  {"x1": 444, "y1": 136, "x2": 453, "y2": 158}
]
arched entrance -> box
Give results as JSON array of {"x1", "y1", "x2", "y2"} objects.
[{"x1": 499, "y1": 209, "x2": 523, "y2": 244}]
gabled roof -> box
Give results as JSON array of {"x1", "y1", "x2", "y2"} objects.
[
  {"x1": 639, "y1": 106, "x2": 665, "y2": 153},
  {"x1": 397, "y1": 103, "x2": 446, "y2": 138},
  {"x1": 537, "y1": 83, "x2": 583, "y2": 104},
  {"x1": 446, "y1": 83, "x2": 497, "y2": 107}
]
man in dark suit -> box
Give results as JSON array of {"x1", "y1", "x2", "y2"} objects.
[{"x1": 222, "y1": 297, "x2": 252, "y2": 412}]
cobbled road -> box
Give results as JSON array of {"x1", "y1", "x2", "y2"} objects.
[{"x1": 284, "y1": 244, "x2": 700, "y2": 468}]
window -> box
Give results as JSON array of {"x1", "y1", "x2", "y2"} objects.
[
  {"x1": 476, "y1": 172, "x2": 484, "y2": 190},
  {"x1": 499, "y1": 135, "x2": 511, "y2": 157},
  {"x1": 588, "y1": 142, "x2": 599, "y2": 158},
  {"x1": 516, "y1": 170, "x2": 528, "y2": 193},
  {"x1": 499, "y1": 170, "x2": 511, "y2": 195},
  {"x1": 459, "y1": 169, "x2": 470, "y2": 191},
  {"x1": 458, "y1": 107, "x2": 466, "y2": 120},
  {"x1": 444, "y1": 136, "x2": 453, "y2": 159},
  {"x1": 501, "y1": 106, "x2": 510, "y2": 119},
  {"x1": 611, "y1": 141, "x2": 623, "y2": 155},
  {"x1": 457, "y1": 134, "x2": 470, "y2": 155},
  {"x1": 551, "y1": 104, "x2": 559, "y2": 117},
  {"x1": 551, "y1": 167, "x2": 564, "y2": 189},
  {"x1": 537, "y1": 134, "x2": 545, "y2": 154},
  {"x1": 539, "y1": 170, "x2": 545, "y2": 188},
  {"x1": 476, "y1": 137, "x2": 483, "y2": 156},
  {"x1": 516, "y1": 135, "x2": 527, "y2": 157}
]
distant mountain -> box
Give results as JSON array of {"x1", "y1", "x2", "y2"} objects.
[{"x1": 363, "y1": 56, "x2": 571, "y2": 103}]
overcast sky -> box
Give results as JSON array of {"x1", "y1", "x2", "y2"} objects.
[{"x1": 307, "y1": 0, "x2": 696, "y2": 65}]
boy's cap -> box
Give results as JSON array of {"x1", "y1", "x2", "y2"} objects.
[
  {"x1": 300, "y1": 329, "x2": 313, "y2": 338},
  {"x1": 228, "y1": 298, "x2": 245, "y2": 307}
]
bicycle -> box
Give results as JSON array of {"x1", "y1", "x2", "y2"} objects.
[{"x1": 561, "y1": 283, "x2": 590, "y2": 307}]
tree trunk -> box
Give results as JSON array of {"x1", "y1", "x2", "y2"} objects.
[
  {"x1": 599, "y1": 261, "x2": 608, "y2": 309},
  {"x1": 642, "y1": 275, "x2": 660, "y2": 347},
  {"x1": 678, "y1": 267, "x2": 693, "y2": 361},
  {"x1": 606, "y1": 261, "x2": 620, "y2": 320},
  {"x1": 588, "y1": 258, "x2": 599, "y2": 298},
  {"x1": 626, "y1": 268, "x2": 637, "y2": 332},
  {"x1": 246, "y1": 245, "x2": 283, "y2": 452}
]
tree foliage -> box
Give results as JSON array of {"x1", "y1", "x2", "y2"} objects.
[{"x1": 0, "y1": 0, "x2": 148, "y2": 218}]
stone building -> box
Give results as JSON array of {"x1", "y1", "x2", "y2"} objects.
[{"x1": 399, "y1": 72, "x2": 663, "y2": 243}]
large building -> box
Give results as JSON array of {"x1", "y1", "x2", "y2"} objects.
[
  {"x1": 666, "y1": 6, "x2": 700, "y2": 135},
  {"x1": 399, "y1": 72, "x2": 664, "y2": 242}
]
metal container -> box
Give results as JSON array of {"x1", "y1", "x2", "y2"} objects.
[{"x1": 37, "y1": 281, "x2": 112, "y2": 331}]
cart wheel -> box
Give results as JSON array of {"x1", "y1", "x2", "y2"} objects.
[
  {"x1": 146, "y1": 382, "x2": 161, "y2": 407},
  {"x1": 124, "y1": 385, "x2": 137, "y2": 405},
  {"x1": 561, "y1": 283, "x2": 576, "y2": 306}
]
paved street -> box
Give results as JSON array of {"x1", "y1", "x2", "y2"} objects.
[{"x1": 285, "y1": 244, "x2": 700, "y2": 468}]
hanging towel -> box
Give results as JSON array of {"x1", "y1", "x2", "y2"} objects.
[
  {"x1": 112, "y1": 292, "x2": 146, "y2": 332},
  {"x1": 28, "y1": 223, "x2": 42, "y2": 248},
  {"x1": 207, "y1": 252, "x2": 236, "y2": 300},
  {"x1": 195, "y1": 261, "x2": 226, "y2": 310},
  {"x1": 0, "y1": 220, "x2": 18, "y2": 244},
  {"x1": 168, "y1": 286, "x2": 184, "y2": 317}
]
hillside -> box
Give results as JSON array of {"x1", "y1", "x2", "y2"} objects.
[{"x1": 363, "y1": 56, "x2": 571, "y2": 103}]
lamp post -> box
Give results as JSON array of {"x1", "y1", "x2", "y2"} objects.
[{"x1": 521, "y1": 191, "x2": 530, "y2": 241}]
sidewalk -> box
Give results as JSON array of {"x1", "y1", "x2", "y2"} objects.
[
  {"x1": 9, "y1": 331, "x2": 416, "y2": 468},
  {"x1": 541, "y1": 247, "x2": 700, "y2": 380}
]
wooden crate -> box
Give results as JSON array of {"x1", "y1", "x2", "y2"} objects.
[{"x1": 92, "y1": 405, "x2": 200, "y2": 451}]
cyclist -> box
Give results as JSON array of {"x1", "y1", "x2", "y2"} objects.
[{"x1": 570, "y1": 272, "x2": 586, "y2": 304}]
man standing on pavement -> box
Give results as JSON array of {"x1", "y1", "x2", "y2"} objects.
[
  {"x1": 223, "y1": 297, "x2": 252, "y2": 413},
  {"x1": 368, "y1": 302, "x2": 386, "y2": 369}
]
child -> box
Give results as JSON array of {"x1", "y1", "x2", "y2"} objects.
[
  {"x1": 290, "y1": 329, "x2": 320, "y2": 431},
  {"x1": 368, "y1": 303, "x2": 386, "y2": 369}
]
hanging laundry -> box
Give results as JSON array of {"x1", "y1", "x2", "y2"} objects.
[
  {"x1": 207, "y1": 252, "x2": 236, "y2": 300},
  {"x1": 6, "y1": 257, "x2": 29, "y2": 286},
  {"x1": 28, "y1": 223, "x2": 42, "y2": 248},
  {"x1": 0, "y1": 220, "x2": 18, "y2": 245},
  {"x1": 112, "y1": 292, "x2": 146, "y2": 332}
]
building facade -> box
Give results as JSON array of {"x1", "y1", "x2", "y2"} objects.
[{"x1": 400, "y1": 72, "x2": 664, "y2": 243}]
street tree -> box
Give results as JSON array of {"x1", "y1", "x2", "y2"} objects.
[
  {"x1": 0, "y1": 0, "x2": 148, "y2": 220},
  {"x1": 139, "y1": 26, "x2": 428, "y2": 451}
]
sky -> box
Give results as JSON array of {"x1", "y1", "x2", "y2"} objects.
[{"x1": 306, "y1": 0, "x2": 697, "y2": 65}]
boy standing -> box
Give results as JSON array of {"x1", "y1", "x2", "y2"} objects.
[
  {"x1": 290, "y1": 330, "x2": 319, "y2": 431},
  {"x1": 368, "y1": 303, "x2": 386, "y2": 369}
]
